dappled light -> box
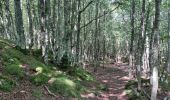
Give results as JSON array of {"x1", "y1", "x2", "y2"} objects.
[
  {"x1": 81, "y1": 63, "x2": 129, "y2": 100},
  {"x1": 0, "y1": 0, "x2": 169, "y2": 99}
]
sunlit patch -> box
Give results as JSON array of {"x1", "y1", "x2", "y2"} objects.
[
  {"x1": 119, "y1": 76, "x2": 129, "y2": 80},
  {"x1": 35, "y1": 67, "x2": 43, "y2": 74},
  {"x1": 100, "y1": 93, "x2": 108, "y2": 97},
  {"x1": 108, "y1": 93, "x2": 116, "y2": 96},
  {"x1": 48, "y1": 77, "x2": 56, "y2": 84},
  {"x1": 88, "y1": 93, "x2": 95, "y2": 97},
  {"x1": 108, "y1": 88, "x2": 113, "y2": 90},
  {"x1": 102, "y1": 80, "x2": 108, "y2": 83},
  {"x1": 117, "y1": 91, "x2": 127, "y2": 100},
  {"x1": 81, "y1": 93, "x2": 95, "y2": 98},
  {"x1": 63, "y1": 79, "x2": 76, "y2": 87},
  {"x1": 19, "y1": 64, "x2": 28, "y2": 69}
]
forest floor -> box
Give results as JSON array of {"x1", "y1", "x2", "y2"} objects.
[{"x1": 81, "y1": 63, "x2": 130, "y2": 100}]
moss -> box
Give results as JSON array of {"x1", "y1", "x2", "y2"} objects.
[
  {"x1": 0, "y1": 75, "x2": 16, "y2": 92},
  {"x1": 49, "y1": 76, "x2": 83, "y2": 98},
  {"x1": 4, "y1": 64, "x2": 24, "y2": 78},
  {"x1": 30, "y1": 73, "x2": 50, "y2": 86},
  {"x1": 68, "y1": 67, "x2": 94, "y2": 81}
]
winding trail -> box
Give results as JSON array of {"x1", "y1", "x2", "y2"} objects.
[{"x1": 82, "y1": 63, "x2": 130, "y2": 100}]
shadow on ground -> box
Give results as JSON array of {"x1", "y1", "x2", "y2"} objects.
[{"x1": 81, "y1": 63, "x2": 130, "y2": 100}]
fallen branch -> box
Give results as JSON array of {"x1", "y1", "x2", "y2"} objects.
[{"x1": 44, "y1": 85, "x2": 57, "y2": 97}]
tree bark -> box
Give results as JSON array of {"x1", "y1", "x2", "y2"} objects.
[
  {"x1": 129, "y1": 0, "x2": 135, "y2": 78},
  {"x1": 14, "y1": 0, "x2": 25, "y2": 48},
  {"x1": 39, "y1": 0, "x2": 48, "y2": 64},
  {"x1": 167, "y1": 9, "x2": 170, "y2": 72},
  {"x1": 151, "y1": 0, "x2": 161, "y2": 99},
  {"x1": 26, "y1": 0, "x2": 34, "y2": 53}
]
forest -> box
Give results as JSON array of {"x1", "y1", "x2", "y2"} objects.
[{"x1": 0, "y1": 0, "x2": 170, "y2": 100}]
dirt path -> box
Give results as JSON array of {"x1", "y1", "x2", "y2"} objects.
[{"x1": 81, "y1": 63, "x2": 130, "y2": 100}]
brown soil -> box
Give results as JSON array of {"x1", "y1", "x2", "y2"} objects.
[{"x1": 81, "y1": 63, "x2": 130, "y2": 100}]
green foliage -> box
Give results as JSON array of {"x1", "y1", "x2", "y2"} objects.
[
  {"x1": 68, "y1": 67, "x2": 94, "y2": 81},
  {"x1": 125, "y1": 79, "x2": 150, "y2": 100},
  {"x1": 160, "y1": 75, "x2": 170, "y2": 91},
  {"x1": 0, "y1": 75, "x2": 16, "y2": 92},
  {"x1": 125, "y1": 89, "x2": 143, "y2": 100},
  {"x1": 49, "y1": 76, "x2": 83, "y2": 98},
  {"x1": 125, "y1": 79, "x2": 150, "y2": 89},
  {"x1": 4, "y1": 64, "x2": 24, "y2": 78},
  {"x1": 125, "y1": 80, "x2": 137, "y2": 89},
  {"x1": 159, "y1": 81, "x2": 170, "y2": 91},
  {"x1": 30, "y1": 73, "x2": 50, "y2": 86}
]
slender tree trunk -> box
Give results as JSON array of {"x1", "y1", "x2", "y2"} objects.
[
  {"x1": 4, "y1": 0, "x2": 12, "y2": 39},
  {"x1": 129, "y1": 0, "x2": 135, "y2": 78},
  {"x1": 56, "y1": 0, "x2": 63, "y2": 63},
  {"x1": 94, "y1": 0, "x2": 99, "y2": 72},
  {"x1": 0, "y1": 1, "x2": 5, "y2": 38},
  {"x1": 14, "y1": 0, "x2": 25, "y2": 48},
  {"x1": 39, "y1": 0, "x2": 48, "y2": 64},
  {"x1": 142, "y1": 2, "x2": 151, "y2": 78},
  {"x1": 76, "y1": 0, "x2": 81, "y2": 63},
  {"x1": 167, "y1": 10, "x2": 170, "y2": 72},
  {"x1": 50, "y1": 0, "x2": 57, "y2": 63},
  {"x1": 136, "y1": 0, "x2": 146, "y2": 91},
  {"x1": 26, "y1": 0, "x2": 34, "y2": 54},
  {"x1": 64, "y1": 0, "x2": 71, "y2": 54},
  {"x1": 151, "y1": 0, "x2": 161, "y2": 99}
]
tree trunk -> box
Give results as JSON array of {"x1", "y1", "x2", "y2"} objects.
[
  {"x1": 129, "y1": 0, "x2": 135, "y2": 78},
  {"x1": 151, "y1": 0, "x2": 161, "y2": 99},
  {"x1": 26, "y1": 0, "x2": 34, "y2": 54},
  {"x1": 94, "y1": 0, "x2": 99, "y2": 72},
  {"x1": 39, "y1": 0, "x2": 48, "y2": 64},
  {"x1": 76, "y1": 0, "x2": 81, "y2": 63},
  {"x1": 167, "y1": 9, "x2": 170, "y2": 72},
  {"x1": 14, "y1": 0, "x2": 25, "y2": 48},
  {"x1": 136, "y1": 0, "x2": 146, "y2": 91}
]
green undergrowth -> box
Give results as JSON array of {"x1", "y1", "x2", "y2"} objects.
[
  {"x1": 125, "y1": 79, "x2": 150, "y2": 100},
  {"x1": 68, "y1": 67, "x2": 94, "y2": 81},
  {"x1": 49, "y1": 75, "x2": 85, "y2": 98},
  {"x1": 0, "y1": 38, "x2": 96, "y2": 98},
  {"x1": 0, "y1": 75, "x2": 16, "y2": 92},
  {"x1": 159, "y1": 74, "x2": 170, "y2": 91}
]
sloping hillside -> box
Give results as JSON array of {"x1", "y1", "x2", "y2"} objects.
[{"x1": 0, "y1": 38, "x2": 95, "y2": 99}]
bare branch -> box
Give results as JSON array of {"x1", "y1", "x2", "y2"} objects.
[
  {"x1": 79, "y1": 0, "x2": 94, "y2": 13},
  {"x1": 80, "y1": 4, "x2": 120, "y2": 29}
]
